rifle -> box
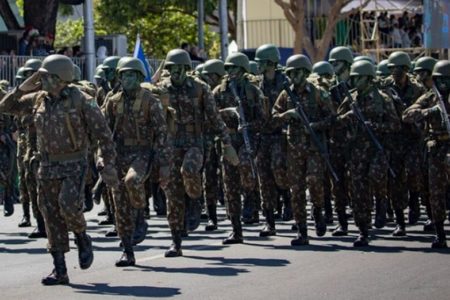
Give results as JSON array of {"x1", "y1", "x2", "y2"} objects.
[
  {"x1": 341, "y1": 86, "x2": 396, "y2": 178},
  {"x1": 229, "y1": 80, "x2": 257, "y2": 178},
  {"x1": 282, "y1": 81, "x2": 339, "y2": 182},
  {"x1": 431, "y1": 84, "x2": 450, "y2": 137}
]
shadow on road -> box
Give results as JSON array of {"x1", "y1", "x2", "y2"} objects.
[
  {"x1": 133, "y1": 264, "x2": 249, "y2": 277},
  {"x1": 184, "y1": 255, "x2": 291, "y2": 267},
  {"x1": 0, "y1": 246, "x2": 47, "y2": 254},
  {"x1": 70, "y1": 282, "x2": 181, "y2": 297}
]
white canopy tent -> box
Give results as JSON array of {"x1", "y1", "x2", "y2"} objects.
[{"x1": 341, "y1": 0, "x2": 423, "y2": 13}]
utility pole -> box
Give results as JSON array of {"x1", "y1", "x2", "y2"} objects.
[
  {"x1": 219, "y1": 0, "x2": 228, "y2": 60},
  {"x1": 198, "y1": 0, "x2": 205, "y2": 50},
  {"x1": 83, "y1": 0, "x2": 95, "y2": 81}
]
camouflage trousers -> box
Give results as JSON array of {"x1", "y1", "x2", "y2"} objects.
[
  {"x1": 388, "y1": 142, "x2": 423, "y2": 211},
  {"x1": 256, "y1": 134, "x2": 288, "y2": 211},
  {"x1": 165, "y1": 146, "x2": 204, "y2": 231},
  {"x1": 287, "y1": 140, "x2": 324, "y2": 225},
  {"x1": 37, "y1": 175, "x2": 87, "y2": 253},
  {"x1": 426, "y1": 140, "x2": 448, "y2": 223},
  {"x1": 329, "y1": 143, "x2": 350, "y2": 214},
  {"x1": 203, "y1": 137, "x2": 220, "y2": 207},
  {"x1": 25, "y1": 160, "x2": 42, "y2": 219},
  {"x1": 349, "y1": 145, "x2": 388, "y2": 229},
  {"x1": 113, "y1": 150, "x2": 151, "y2": 238}
]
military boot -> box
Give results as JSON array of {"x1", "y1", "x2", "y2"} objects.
[
  {"x1": 259, "y1": 209, "x2": 276, "y2": 237},
  {"x1": 386, "y1": 200, "x2": 394, "y2": 222},
  {"x1": 41, "y1": 252, "x2": 69, "y2": 285},
  {"x1": 408, "y1": 192, "x2": 420, "y2": 225},
  {"x1": 291, "y1": 223, "x2": 309, "y2": 246},
  {"x1": 374, "y1": 197, "x2": 387, "y2": 229},
  {"x1": 423, "y1": 203, "x2": 435, "y2": 232},
  {"x1": 28, "y1": 213, "x2": 47, "y2": 238},
  {"x1": 74, "y1": 231, "x2": 94, "y2": 269},
  {"x1": 165, "y1": 230, "x2": 183, "y2": 257},
  {"x1": 392, "y1": 209, "x2": 406, "y2": 236},
  {"x1": 353, "y1": 226, "x2": 369, "y2": 247},
  {"x1": 205, "y1": 204, "x2": 218, "y2": 231},
  {"x1": 324, "y1": 192, "x2": 334, "y2": 225},
  {"x1": 3, "y1": 193, "x2": 14, "y2": 217},
  {"x1": 187, "y1": 196, "x2": 202, "y2": 231},
  {"x1": 18, "y1": 203, "x2": 31, "y2": 227},
  {"x1": 313, "y1": 207, "x2": 327, "y2": 237},
  {"x1": 133, "y1": 209, "x2": 148, "y2": 245},
  {"x1": 281, "y1": 189, "x2": 293, "y2": 221},
  {"x1": 332, "y1": 211, "x2": 348, "y2": 236},
  {"x1": 275, "y1": 192, "x2": 282, "y2": 219},
  {"x1": 115, "y1": 236, "x2": 135, "y2": 267},
  {"x1": 242, "y1": 191, "x2": 259, "y2": 224},
  {"x1": 223, "y1": 217, "x2": 243, "y2": 244},
  {"x1": 83, "y1": 185, "x2": 93, "y2": 212},
  {"x1": 431, "y1": 221, "x2": 448, "y2": 249}
]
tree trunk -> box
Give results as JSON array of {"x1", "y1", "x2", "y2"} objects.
[
  {"x1": 23, "y1": 0, "x2": 59, "y2": 36},
  {"x1": 0, "y1": 0, "x2": 21, "y2": 29}
]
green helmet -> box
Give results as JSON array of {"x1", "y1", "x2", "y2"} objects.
[
  {"x1": 376, "y1": 59, "x2": 390, "y2": 76},
  {"x1": 195, "y1": 63, "x2": 204, "y2": 74},
  {"x1": 350, "y1": 60, "x2": 376, "y2": 77},
  {"x1": 414, "y1": 56, "x2": 438, "y2": 73},
  {"x1": 432, "y1": 60, "x2": 450, "y2": 77},
  {"x1": 354, "y1": 55, "x2": 374, "y2": 64},
  {"x1": 249, "y1": 61, "x2": 259, "y2": 75},
  {"x1": 312, "y1": 61, "x2": 334, "y2": 76},
  {"x1": 387, "y1": 51, "x2": 411, "y2": 69},
  {"x1": 202, "y1": 59, "x2": 225, "y2": 77},
  {"x1": 224, "y1": 52, "x2": 250, "y2": 72},
  {"x1": 329, "y1": 46, "x2": 353, "y2": 64},
  {"x1": 23, "y1": 58, "x2": 42, "y2": 72},
  {"x1": 101, "y1": 56, "x2": 121, "y2": 70},
  {"x1": 116, "y1": 57, "x2": 147, "y2": 77},
  {"x1": 164, "y1": 49, "x2": 192, "y2": 68},
  {"x1": 39, "y1": 54, "x2": 74, "y2": 82},
  {"x1": 15, "y1": 67, "x2": 25, "y2": 80},
  {"x1": 94, "y1": 67, "x2": 105, "y2": 80},
  {"x1": 255, "y1": 44, "x2": 280, "y2": 63},
  {"x1": 73, "y1": 64, "x2": 82, "y2": 81},
  {"x1": 285, "y1": 54, "x2": 312, "y2": 73}
]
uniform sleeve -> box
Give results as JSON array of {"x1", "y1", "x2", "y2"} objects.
[
  {"x1": 381, "y1": 97, "x2": 401, "y2": 133},
  {"x1": 250, "y1": 85, "x2": 267, "y2": 133},
  {"x1": 82, "y1": 96, "x2": 116, "y2": 167},
  {"x1": 313, "y1": 87, "x2": 335, "y2": 131},
  {"x1": 202, "y1": 83, "x2": 231, "y2": 145},
  {"x1": 271, "y1": 90, "x2": 288, "y2": 127},
  {"x1": 0, "y1": 88, "x2": 35, "y2": 116},
  {"x1": 402, "y1": 93, "x2": 434, "y2": 124},
  {"x1": 149, "y1": 97, "x2": 172, "y2": 168}
]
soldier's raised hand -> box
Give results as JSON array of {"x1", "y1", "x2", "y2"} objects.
[{"x1": 18, "y1": 72, "x2": 41, "y2": 93}]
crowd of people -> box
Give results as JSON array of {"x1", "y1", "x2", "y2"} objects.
[{"x1": 0, "y1": 39, "x2": 449, "y2": 287}]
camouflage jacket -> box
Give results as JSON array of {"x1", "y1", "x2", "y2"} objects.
[
  {"x1": 0, "y1": 85, "x2": 116, "y2": 179},
  {"x1": 259, "y1": 70, "x2": 288, "y2": 134}
]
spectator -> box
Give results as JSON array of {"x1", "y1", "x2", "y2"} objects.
[
  {"x1": 181, "y1": 42, "x2": 190, "y2": 52},
  {"x1": 190, "y1": 46, "x2": 205, "y2": 62},
  {"x1": 391, "y1": 23, "x2": 402, "y2": 48},
  {"x1": 401, "y1": 25, "x2": 411, "y2": 48},
  {"x1": 44, "y1": 34, "x2": 55, "y2": 54},
  {"x1": 18, "y1": 31, "x2": 30, "y2": 56}
]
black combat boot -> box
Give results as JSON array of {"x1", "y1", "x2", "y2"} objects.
[
  {"x1": 408, "y1": 192, "x2": 420, "y2": 225},
  {"x1": 386, "y1": 200, "x2": 394, "y2": 222},
  {"x1": 291, "y1": 223, "x2": 309, "y2": 246},
  {"x1": 392, "y1": 209, "x2": 406, "y2": 236},
  {"x1": 353, "y1": 225, "x2": 369, "y2": 247},
  {"x1": 242, "y1": 192, "x2": 258, "y2": 224},
  {"x1": 133, "y1": 209, "x2": 148, "y2": 245},
  {"x1": 313, "y1": 207, "x2": 327, "y2": 237},
  {"x1": 332, "y1": 211, "x2": 348, "y2": 236},
  {"x1": 431, "y1": 221, "x2": 448, "y2": 249},
  {"x1": 374, "y1": 197, "x2": 387, "y2": 229},
  {"x1": 83, "y1": 185, "x2": 93, "y2": 212},
  {"x1": 41, "y1": 252, "x2": 69, "y2": 285},
  {"x1": 281, "y1": 189, "x2": 293, "y2": 221},
  {"x1": 74, "y1": 231, "x2": 94, "y2": 269},
  {"x1": 275, "y1": 192, "x2": 282, "y2": 219},
  {"x1": 115, "y1": 236, "x2": 136, "y2": 267},
  {"x1": 423, "y1": 203, "x2": 435, "y2": 232},
  {"x1": 223, "y1": 217, "x2": 243, "y2": 244},
  {"x1": 3, "y1": 193, "x2": 14, "y2": 217},
  {"x1": 187, "y1": 196, "x2": 202, "y2": 231},
  {"x1": 165, "y1": 230, "x2": 183, "y2": 257},
  {"x1": 18, "y1": 203, "x2": 31, "y2": 227},
  {"x1": 205, "y1": 205, "x2": 218, "y2": 231},
  {"x1": 259, "y1": 209, "x2": 276, "y2": 237},
  {"x1": 28, "y1": 213, "x2": 47, "y2": 238}
]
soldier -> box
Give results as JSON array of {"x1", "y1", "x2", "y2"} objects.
[
  {"x1": 201, "y1": 59, "x2": 227, "y2": 231},
  {"x1": 249, "y1": 61, "x2": 260, "y2": 76},
  {"x1": 376, "y1": 59, "x2": 390, "y2": 80},
  {"x1": 254, "y1": 44, "x2": 290, "y2": 237},
  {"x1": 0, "y1": 54, "x2": 119, "y2": 285},
  {"x1": 402, "y1": 60, "x2": 450, "y2": 248},
  {"x1": 311, "y1": 61, "x2": 336, "y2": 225},
  {"x1": 413, "y1": 56, "x2": 438, "y2": 91},
  {"x1": 158, "y1": 49, "x2": 238, "y2": 256},
  {"x1": 213, "y1": 52, "x2": 263, "y2": 244},
  {"x1": 381, "y1": 51, "x2": 425, "y2": 234},
  {"x1": 273, "y1": 54, "x2": 333, "y2": 246},
  {"x1": 328, "y1": 46, "x2": 354, "y2": 236},
  {"x1": 102, "y1": 57, "x2": 169, "y2": 266},
  {"x1": 337, "y1": 61, "x2": 401, "y2": 246}
]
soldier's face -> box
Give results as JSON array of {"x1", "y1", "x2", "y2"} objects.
[
  {"x1": 351, "y1": 75, "x2": 370, "y2": 92},
  {"x1": 331, "y1": 60, "x2": 346, "y2": 75},
  {"x1": 225, "y1": 65, "x2": 243, "y2": 80},
  {"x1": 434, "y1": 76, "x2": 450, "y2": 93},
  {"x1": 167, "y1": 65, "x2": 187, "y2": 84},
  {"x1": 23, "y1": 70, "x2": 35, "y2": 79},
  {"x1": 205, "y1": 73, "x2": 220, "y2": 87},
  {"x1": 288, "y1": 68, "x2": 307, "y2": 86},
  {"x1": 389, "y1": 66, "x2": 407, "y2": 82},
  {"x1": 40, "y1": 73, "x2": 61, "y2": 93},
  {"x1": 257, "y1": 60, "x2": 268, "y2": 73},
  {"x1": 104, "y1": 68, "x2": 116, "y2": 82},
  {"x1": 414, "y1": 70, "x2": 431, "y2": 83},
  {"x1": 119, "y1": 70, "x2": 141, "y2": 91}
]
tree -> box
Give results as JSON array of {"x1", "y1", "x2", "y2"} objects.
[
  {"x1": 274, "y1": 0, "x2": 369, "y2": 61},
  {"x1": 0, "y1": 0, "x2": 21, "y2": 30}
]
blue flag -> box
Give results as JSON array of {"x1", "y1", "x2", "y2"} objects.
[{"x1": 133, "y1": 34, "x2": 152, "y2": 82}]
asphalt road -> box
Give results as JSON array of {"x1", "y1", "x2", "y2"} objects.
[{"x1": 0, "y1": 203, "x2": 449, "y2": 300}]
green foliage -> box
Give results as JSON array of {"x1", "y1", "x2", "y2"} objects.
[
  {"x1": 54, "y1": 19, "x2": 84, "y2": 48},
  {"x1": 96, "y1": 0, "x2": 220, "y2": 58},
  {"x1": 16, "y1": 0, "x2": 24, "y2": 16}
]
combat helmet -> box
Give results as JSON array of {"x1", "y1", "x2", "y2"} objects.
[
  {"x1": 329, "y1": 46, "x2": 354, "y2": 64},
  {"x1": 432, "y1": 60, "x2": 450, "y2": 77},
  {"x1": 414, "y1": 56, "x2": 438, "y2": 73},
  {"x1": 39, "y1": 54, "x2": 74, "y2": 82},
  {"x1": 202, "y1": 59, "x2": 226, "y2": 77},
  {"x1": 23, "y1": 58, "x2": 42, "y2": 72},
  {"x1": 255, "y1": 44, "x2": 280, "y2": 63},
  {"x1": 377, "y1": 59, "x2": 390, "y2": 76},
  {"x1": 164, "y1": 49, "x2": 192, "y2": 69},
  {"x1": 350, "y1": 60, "x2": 376, "y2": 78},
  {"x1": 285, "y1": 54, "x2": 312, "y2": 73},
  {"x1": 116, "y1": 57, "x2": 147, "y2": 77},
  {"x1": 224, "y1": 52, "x2": 250, "y2": 72},
  {"x1": 312, "y1": 61, "x2": 334, "y2": 76},
  {"x1": 387, "y1": 51, "x2": 412, "y2": 69}
]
